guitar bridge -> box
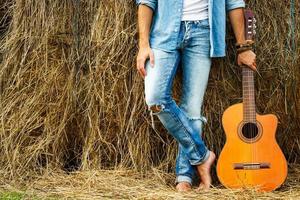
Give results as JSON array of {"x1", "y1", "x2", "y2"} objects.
[{"x1": 233, "y1": 163, "x2": 271, "y2": 170}]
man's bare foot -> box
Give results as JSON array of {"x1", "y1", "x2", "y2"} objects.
[
  {"x1": 176, "y1": 182, "x2": 192, "y2": 192},
  {"x1": 196, "y1": 151, "x2": 216, "y2": 190}
]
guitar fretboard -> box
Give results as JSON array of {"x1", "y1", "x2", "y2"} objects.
[{"x1": 242, "y1": 66, "x2": 256, "y2": 122}]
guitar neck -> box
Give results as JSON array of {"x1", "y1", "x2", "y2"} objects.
[
  {"x1": 242, "y1": 9, "x2": 256, "y2": 122},
  {"x1": 242, "y1": 66, "x2": 256, "y2": 122}
]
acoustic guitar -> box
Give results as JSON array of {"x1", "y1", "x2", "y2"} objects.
[{"x1": 216, "y1": 9, "x2": 287, "y2": 192}]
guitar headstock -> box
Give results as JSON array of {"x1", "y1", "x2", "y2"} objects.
[{"x1": 244, "y1": 9, "x2": 256, "y2": 41}]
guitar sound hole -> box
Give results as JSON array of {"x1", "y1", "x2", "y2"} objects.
[{"x1": 241, "y1": 123, "x2": 259, "y2": 139}]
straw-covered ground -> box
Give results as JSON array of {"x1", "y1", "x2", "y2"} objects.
[
  {"x1": 1, "y1": 165, "x2": 300, "y2": 199},
  {"x1": 0, "y1": 0, "x2": 299, "y2": 199}
]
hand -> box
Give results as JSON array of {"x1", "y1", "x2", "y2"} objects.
[
  {"x1": 136, "y1": 45, "x2": 155, "y2": 78},
  {"x1": 237, "y1": 50, "x2": 257, "y2": 71}
]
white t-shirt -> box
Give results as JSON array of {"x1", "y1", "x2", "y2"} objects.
[{"x1": 181, "y1": 0, "x2": 209, "y2": 21}]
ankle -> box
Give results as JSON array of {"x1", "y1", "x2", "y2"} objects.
[
  {"x1": 176, "y1": 182, "x2": 192, "y2": 192},
  {"x1": 176, "y1": 181, "x2": 191, "y2": 187}
]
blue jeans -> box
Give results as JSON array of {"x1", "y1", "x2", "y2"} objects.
[{"x1": 144, "y1": 19, "x2": 212, "y2": 185}]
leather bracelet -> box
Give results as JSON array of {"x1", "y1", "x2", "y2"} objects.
[
  {"x1": 235, "y1": 40, "x2": 255, "y2": 49},
  {"x1": 237, "y1": 46, "x2": 253, "y2": 54}
]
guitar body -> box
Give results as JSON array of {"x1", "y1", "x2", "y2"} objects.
[{"x1": 217, "y1": 103, "x2": 287, "y2": 191}]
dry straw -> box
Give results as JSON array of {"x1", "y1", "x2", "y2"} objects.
[
  {"x1": 1, "y1": 165, "x2": 300, "y2": 199},
  {"x1": 0, "y1": 0, "x2": 299, "y2": 198}
]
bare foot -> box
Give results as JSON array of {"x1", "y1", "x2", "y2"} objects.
[
  {"x1": 176, "y1": 182, "x2": 192, "y2": 192},
  {"x1": 196, "y1": 151, "x2": 216, "y2": 190}
]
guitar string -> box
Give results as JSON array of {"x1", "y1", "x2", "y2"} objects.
[
  {"x1": 244, "y1": 66, "x2": 256, "y2": 171},
  {"x1": 246, "y1": 16, "x2": 256, "y2": 173},
  {"x1": 244, "y1": 67, "x2": 251, "y2": 170}
]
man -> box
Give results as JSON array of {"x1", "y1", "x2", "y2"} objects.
[{"x1": 135, "y1": 0, "x2": 256, "y2": 191}]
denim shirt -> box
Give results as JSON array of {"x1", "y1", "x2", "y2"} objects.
[{"x1": 135, "y1": 0, "x2": 245, "y2": 57}]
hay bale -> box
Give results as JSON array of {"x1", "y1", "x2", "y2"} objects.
[
  {"x1": 0, "y1": 0, "x2": 11, "y2": 35},
  {"x1": 1, "y1": 164, "x2": 300, "y2": 199},
  {"x1": 0, "y1": 0, "x2": 299, "y2": 182}
]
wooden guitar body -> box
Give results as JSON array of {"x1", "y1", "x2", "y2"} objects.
[{"x1": 217, "y1": 103, "x2": 287, "y2": 191}]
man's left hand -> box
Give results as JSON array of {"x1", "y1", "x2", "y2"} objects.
[{"x1": 237, "y1": 50, "x2": 257, "y2": 71}]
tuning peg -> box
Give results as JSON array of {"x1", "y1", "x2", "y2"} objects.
[
  {"x1": 253, "y1": 18, "x2": 257, "y2": 23},
  {"x1": 253, "y1": 30, "x2": 256, "y2": 35}
]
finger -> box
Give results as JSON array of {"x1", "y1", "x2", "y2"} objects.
[
  {"x1": 138, "y1": 69, "x2": 145, "y2": 78},
  {"x1": 138, "y1": 70, "x2": 145, "y2": 79},
  {"x1": 149, "y1": 50, "x2": 155, "y2": 67},
  {"x1": 243, "y1": 61, "x2": 254, "y2": 70},
  {"x1": 139, "y1": 66, "x2": 147, "y2": 77},
  {"x1": 137, "y1": 58, "x2": 147, "y2": 77},
  {"x1": 137, "y1": 62, "x2": 145, "y2": 77},
  {"x1": 140, "y1": 58, "x2": 147, "y2": 77},
  {"x1": 250, "y1": 63, "x2": 257, "y2": 71}
]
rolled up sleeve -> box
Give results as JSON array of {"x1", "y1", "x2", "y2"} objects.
[
  {"x1": 135, "y1": 0, "x2": 157, "y2": 11},
  {"x1": 226, "y1": 0, "x2": 245, "y2": 12}
]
